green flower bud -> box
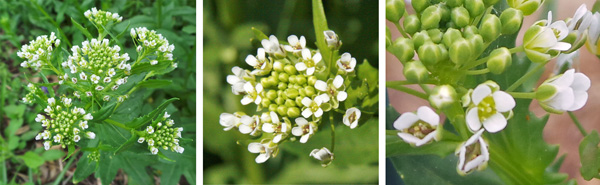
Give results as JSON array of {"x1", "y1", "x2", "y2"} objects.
[
  {"x1": 386, "y1": 0, "x2": 405, "y2": 23},
  {"x1": 443, "y1": 28, "x2": 463, "y2": 48},
  {"x1": 438, "y1": 44, "x2": 449, "y2": 62},
  {"x1": 299, "y1": 88, "x2": 306, "y2": 97},
  {"x1": 260, "y1": 78, "x2": 270, "y2": 88},
  {"x1": 403, "y1": 15, "x2": 421, "y2": 35},
  {"x1": 421, "y1": 6, "x2": 442, "y2": 30},
  {"x1": 446, "y1": 0, "x2": 464, "y2": 7},
  {"x1": 280, "y1": 90, "x2": 288, "y2": 99},
  {"x1": 523, "y1": 25, "x2": 554, "y2": 63},
  {"x1": 486, "y1": 47, "x2": 512, "y2": 74},
  {"x1": 467, "y1": 34, "x2": 484, "y2": 59},
  {"x1": 289, "y1": 75, "x2": 298, "y2": 84},
  {"x1": 508, "y1": 0, "x2": 541, "y2": 15},
  {"x1": 439, "y1": 5, "x2": 451, "y2": 23},
  {"x1": 479, "y1": 14, "x2": 501, "y2": 42},
  {"x1": 308, "y1": 76, "x2": 317, "y2": 86},
  {"x1": 465, "y1": 0, "x2": 485, "y2": 17},
  {"x1": 266, "y1": 90, "x2": 278, "y2": 100},
  {"x1": 295, "y1": 97, "x2": 304, "y2": 107},
  {"x1": 267, "y1": 76, "x2": 279, "y2": 87},
  {"x1": 535, "y1": 83, "x2": 557, "y2": 102},
  {"x1": 286, "y1": 88, "x2": 299, "y2": 99},
  {"x1": 305, "y1": 86, "x2": 316, "y2": 97},
  {"x1": 278, "y1": 73, "x2": 290, "y2": 83},
  {"x1": 403, "y1": 60, "x2": 430, "y2": 83},
  {"x1": 273, "y1": 61, "x2": 284, "y2": 72},
  {"x1": 449, "y1": 38, "x2": 472, "y2": 65},
  {"x1": 412, "y1": 0, "x2": 430, "y2": 13},
  {"x1": 499, "y1": 8, "x2": 523, "y2": 35},
  {"x1": 390, "y1": 37, "x2": 415, "y2": 63},
  {"x1": 277, "y1": 105, "x2": 288, "y2": 117},
  {"x1": 483, "y1": 0, "x2": 499, "y2": 6},
  {"x1": 413, "y1": 30, "x2": 432, "y2": 50},
  {"x1": 429, "y1": 85, "x2": 457, "y2": 109},
  {"x1": 287, "y1": 107, "x2": 300, "y2": 118},
  {"x1": 418, "y1": 41, "x2": 442, "y2": 65},
  {"x1": 275, "y1": 97, "x2": 285, "y2": 105},
  {"x1": 428, "y1": 29, "x2": 443, "y2": 44},
  {"x1": 284, "y1": 64, "x2": 297, "y2": 75},
  {"x1": 463, "y1": 25, "x2": 479, "y2": 38},
  {"x1": 278, "y1": 82, "x2": 287, "y2": 90},
  {"x1": 451, "y1": 7, "x2": 470, "y2": 28},
  {"x1": 261, "y1": 98, "x2": 271, "y2": 107},
  {"x1": 285, "y1": 99, "x2": 296, "y2": 107},
  {"x1": 297, "y1": 75, "x2": 307, "y2": 85}
]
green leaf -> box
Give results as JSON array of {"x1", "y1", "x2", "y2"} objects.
[
  {"x1": 120, "y1": 152, "x2": 154, "y2": 185},
  {"x1": 125, "y1": 97, "x2": 179, "y2": 129},
  {"x1": 18, "y1": 151, "x2": 44, "y2": 169},
  {"x1": 72, "y1": 152, "x2": 97, "y2": 184},
  {"x1": 579, "y1": 130, "x2": 600, "y2": 180},
  {"x1": 389, "y1": 154, "x2": 503, "y2": 185},
  {"x1": 131, "y1": 61, "x2": 171, "y2": 75},
  {"x1": 114, "y1": 129, "x2": 138, "y2": 154},
  {"x1": 41, "y1": 149, "x2": 64, "y2": 161},
  {"x1": 155, "y1": 163, "x2": 183, "y2": 185},
  {"x1": 251, "y1": 27, "x2": 268, "y2": 41},
  {"x1": 91, "y1": 103, "x2": 116, "y2": 123},
  {"x1": 386, "y1": 131, "x2": 462, "y2": 158},
  {"x1": 95, "y1": 151, "x2": 121, "y2": 184},
  {"x1": 311, "y1": 0, "x2": 333, "y2": 66},
  {"x1": 71, "y1": 17, "x2": 93, "y2": 39},
  {"x1": 135, "y1": 79, "x2": 172, "y2": 89},
  {"x1": 269, "y1": 158, "x2": 378, "y2": 184}
]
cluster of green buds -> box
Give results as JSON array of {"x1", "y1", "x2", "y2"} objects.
[
  {"x1": 387, "y1": 0, "x2": 596, "y2": 176},
  {"x1": 221, "y1": 30, "x2": 362, "y2": 166},
  {"x1": 137, "y1": 112, "x2": 184, "y2": 155},
  {"x1": 34, "y1": 96, "x2": 95, "y2": 150},
  {"x1": 19, "y1": 8, "x2": 184, "y2": 156}
]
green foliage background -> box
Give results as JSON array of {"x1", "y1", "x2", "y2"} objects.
[
  {"x1": 0, "y1": 0, "x2": 196, "y2": 184},
  {"x1": 203, "y1": 0, "x2": 379, "y2": 184}
]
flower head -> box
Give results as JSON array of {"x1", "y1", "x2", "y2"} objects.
[
  {"x1": 324, "y1": 30, "x2": 341, "y2": 49},
  {"x1": 227, "y1": 66, "x2": 254, "y2": 95},
  {"x1": 261, "y1": 112, "x2": 290, "y2": 143},
  {"x1": 315, "y1": 75, "x2": 347, "y2": 108},
  {"x1": 261, "y1": 35, "x2": 285, "y2": 58},
  {"x1": 245, "y1": 48, "x2": 272, "y2": 75},
  {"x1": 394, "y1": 106, "x2": 440, "y2": 146},
  {"x1": 310, "y1": 147, "x2": 334, "y2": 167},
  {"x1": 295, "y1": 49, "x2": 322, "y2": 75},
  {"x1": 291, "y1": 117, "x2": 317, "y2": 143},
  {"x1": 239, "y1": 115, "x2": 262, "y2": 136},
  {"x1": 301, "y1": 94, "x2": 330, "y2": 118},
  {"x1": 336, "y1": 53, "x2": 356, "y2": 73},
  {"x1": 465, "y1": 82, "x2": 515, "y2": 133},
  {"x1": 240, "y1": 82, "x2": 263, "y2": 105},
  {"x1": 248, "y1": 140, "x2": 278, "y2": 163},
  {"x1": 536, "y1": 69, "x2": 590, "y2": 113},
  {"x1": 343, "y1": 107, "x2": 361, "y2": 129},
  {"x1": 284, "y1": 35, "x2": 306, "y2": 54}
]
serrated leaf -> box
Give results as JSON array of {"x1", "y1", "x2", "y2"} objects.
[
  {"x1": 579, "y1": 130, "x2": 600, "y2": 180},
  {"x1": 135, "y1": 79, "x2": 172, "y2": 89},
  {"x1": 95, "y1": 151, "x2": 121, "y2": 184},
  {"x1": 71, "y1": 17, "x2": 93, "y2": 39},
  {"x1": 125, "y1": 97, "x2": 179, "y2": 129}
]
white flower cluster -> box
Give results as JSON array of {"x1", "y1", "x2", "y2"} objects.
[
  {"x1": 61, "y1": 38, "x2": 131, "y2": 100},
  {"x1": 17, "y1": 32, "x2": 60, "y2": 70},
  {"x1": 131, "y1": 27, "x2": 175, "y2": 62},
  {"x1": 137, "y1": 112, "x2": 184, "y2": 155},
  {"x1": 221, "y1": 31, "x2": 361, "y2": 165},
  {"x1": 84, "y1": 7, "x2": 122, "y2": 26},
  {"x1": 34, "y1": 97, "x2": 95, "y2": 150}
]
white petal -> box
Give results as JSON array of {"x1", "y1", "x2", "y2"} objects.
[
  {"x1": 254, "y1": 96, "x2": 262, "y2": 105},
  {"x1": 299, "y1": 36, "x2": 306, "y2": 46},
  {"x1": 341, "y1": 53, "x2": 351, "y2": 61},
  {"x1": 313, "y1": 53, "x2": 322, "y2": 64},
  {"x1": 273, "y1": 134, "x2": 282, "y2": 143},
  {"x1": 241, "y1": 97, "x2": 253, "y2": 105},
  {"x1": 482, "y1": 113, "x2": 508, "y2": 133},
  {"x1": 257, "y1": 48, "x2": 266, "y2": 60},
  {"x1": 315, "y1": 80, "x2": 327, "y2": 91},
  {"x1": 314, "y1": 108, "x2": 323, "y2": 117},
  {"x1": 239, "y1": 125, "x2": 252, "y2": 134},
  {"x1": 269, "y1": 35, "x2": 279, "y2": 45},
  {"x1": 393, "y1": 112, "x2": 419, "y2": 130},
  {"x1": 262, "y1": 123, "x2": 275, "y2": 133},
  {"x1": 270, "y1": 111, "x2": 279, "y2": 123},
  {"x1": 306, "y1": 67, "x2": 315, "y2": 75},
  {"x1": 226, "y1": 75, "x2": 240, "y2": 85},
  {"x1": 416, "y1": 130, "x2": 438, "y2": 146},
  {"x1": 261, "y1": 39, "x2": 271, "y2": 50},
  {"x1": 256, "y1": 153, "x2": 269, "y2": 163},
  {"x1": 295, "y1": 117, "x2": 308, "y2": 125},
  {"x1": 397, "y1": 133, "x2": 422, "y2": 145},
  {"x1": 492, "y1": 91, "x2": 516, "y2": 112},
  {"x1": 245, "y1": 55, "x2": 258, "y2": 66},
  {"x1": 248, "y1": 143, "x2": 262, "y2": 153},
  {"x1": 472, "y1": 85, "x2": 492, "y2": 105},
  {"x1": 300, "y1": 134, "x2": 310, "y2": 143},
  {"x1": 466, "y1": 108, "x2": 482, "y2": 132},
  {"x1": 571, "y1": 72, "x2": 591, "y2": 91},
  {"x1": 546, "y1": 87, "x2": 574, "y2": 110},
  {"x1": 243, "y1": 82, "x2": 254, "y2": 93},
  {"x1": 301, "y1": 97, "x2": 312, "y2": 107},
  {"x1": 337, "y1": 91, "x2": 347, "y2": 101},
  {"x1": 302, "y1": 49, "x2": 311, "y2": 60},
  {"x1": 550, "y1": 42, "x2": 572, "y2": 51},
  {"x1": 333, "y1": 75, "x2": 344, "y2": 88},
  {"x1": 288, "y1": 35, "x2": 298, "y2": 45},
  {"x1": 417, "y1": 106, "x2": 439, "y2": 126},
  {"x1": 318, "y1": 94, "x2": 330, "y2": 103},
  {"x1": 292, "y1": 127, "x2": 303, "y2": 136},
  {"x1": 256, "y1": 83, "x2": 263, "y2": 93},
  {"x1": 568, "y1": 91, "x2": 588, "y2": 111},
  {"x1": 295, "y1": 62, "x2": 307, "y2": 71},
  {"x1": 534, "y1": 29, "x2": 559, "y2": 48}
]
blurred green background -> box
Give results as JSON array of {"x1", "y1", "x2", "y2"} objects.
[
  {"x1": 203, "y1": 0, "x2": 379, "y2": 184},
  {"x1": 0, "y1": 0, "x2": 195, "y2": 184}
]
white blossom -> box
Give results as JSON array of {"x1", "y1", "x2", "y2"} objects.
[
  {"x1": 456, "y1": 129, "x2": 489, "y2": 175},
  {"x1": 336, "y1": 52, "x2": 356, "y2": 73},
  {"x1": 343, "y1": 107, "x2": 361, "y2": 129},
  {"x1": 291, "y1": 117, "x2": 316, "y2": 143},
  {"x1": 465, "y1": 82, "x2": 515, "y2": 133},
  {"x1": 295, "y1": 49, "x2": 322, "y2": 75},
  {"x1": 394, "y1": 106, "x2": 440, "y2": 146}
]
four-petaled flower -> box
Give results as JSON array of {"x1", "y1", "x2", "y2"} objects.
[
  {"x1": 314, "y1": 75, "x2": 347, "y2": 108},
  {"x1": 295, "y1": 49, "x2": 322, "y2": 75},
  {"x1": 248, "y1": 140, "x2": 278, "y2": 163},
  {"x1": 310, "y1": 147, "x2": 334, "y2": 167},
  {"x1": 336, "y1": 53, "x2": 356, "y2": 73},
  {"x1": 239, "y1": 115, "x2": 262, "y2": 136},
  {"x1": 456, "y1": 129, "x2": 489, "y2": 175},
  {"x1": 227, "y1": 66, "x2": 253, "y2": 95},
  {"x1": 343, "y1": 107, "x2": 361, "y2": 129},
  {"x1": 291, "y1": 117, "x2": 317, "y2": 143},
  {"x1": 537, "y1": 69, "x2": 590, "y2": 113},
  {"x1": 261, "y1": 35, "x2": 285, "y2": 58},
  {"x1": 465, "y1": 82, "x2": 515, "y2": 133},
  {"x1": 219, "y1": 112, "x2": 242, "y2": 131},
  {"x1": 394, "y1": 106, "x2": 440, "y2": 146},
  {"x1": 245, "y1": 48, "x2": 271, "y2": 75},
  {"x1": 283, "y1": 35, "x2": 306, "y2": 54},
  {"x1": 261, "y1": 112, "x2": 290, "y2": 143},
  {"x1": 301, "y1": 94, "x2": 329, "y2": 118},
  {"x1": 240, "y1": 82, "x2": 263, "y2": 105}
]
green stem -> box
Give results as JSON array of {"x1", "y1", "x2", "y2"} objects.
[
  {"x1": 507, "y1": 92, "x2": 536, "y2": 99},
  {"x1": 568, "y1": 111, "x2": 587, "y2": 136},
  {"x1": 104, "y1": 119, "x2": 131, "y2": 130},
  {"x1": 387, "y1": 85, "x2": 428, "y2": 100},
  {"x1": 330, "y1": 113, "x2": 335, "y2": 152},
  {"x1": 461, "y1": 56, "x2": 489, "y2": 70},
  {"x1": 393, "y1": 22, "x2": 409, "y2": 38},
  {"x1": 509, "y1": 45, "x2": 524, "y2": 53},
  {"x1": 466, "y1": 68, "x2": 490, "y2": 75},
  {"x1": 419, "y1": 84, "x2": 431, "y2": 94},
  {"x1": 506, "y1": 62, "x2": 546, "y2": 91},
  {"x1": 51, "y1": 150, "x2": 78, "y2": 185}
]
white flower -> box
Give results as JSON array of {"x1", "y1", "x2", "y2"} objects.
[
  {"x1": 240, "y1": 82, "x2": 263, "y2": 105},
  {"x1": 324, "y1": 30, "x2": 340, "y2": 48},
  {"x1": 291, "y1": 117, "x2": 316, "y2": 143},
  {"x1": 283, "y1": 35, "x2": 306, "y2": 54},
  {"x1": 301, "y1": 94, "x2": 329, "y2": 118},
  {"x1": 239, "y1": 115, "x2": 261, "y2": 136},
  {"x1": 220, "y1": 113, "x2": 241, "y2": 131},
  {"x1": 465, "y1": 82, "x2": 515, "y2": 133},
  {"x1": 245, "y1": 48, "x2": 271, "y2": 75},
  {"x1": 587, "y1": 12, "x2": 600, "y2": 54},
  {"x1": 103, "y1": 77, "x2": 111, "y2": 83},
  {"x1": 35, "y1": 114, "x2": 45, "y2": 122},
  {"x1": 524, "y1": 12, "x2": 571, "y2": 59},
  {"x1": 310, "y1": 147, "x2": 334, "y2": 167},
  {"x1": 248, "y1": 140, "x2": 276, "y2": 163},
  {"x1": 42, "y1": 130, "x2": 50, "y2": 140},
  {"x1": 394, "y1": 106, "x2": 440, "y2": 146},
  {"x1": 108, "y1": 68, "x2": 116, "y2": 77},
  {"x1": 86, "y1": 132, "x2": 95, "y2": 139},
  {"x1": 151, "y1": 147, "x2": 158, "y2": 155},
  {"x1": 53, "y1": 134, "x2": 62, "y2": 143},
  {"x1": 174, "y1": 146, "x2": 184, "y2": 153},
  {"x1": 150, "y1": 60, "x2": 158, "y2": 65},
  {"x1": 79, "y1": 72, "x2": 87, "y2": 80},
  {"x1": 567, "y1": 4, "x2": 593, "y2": 35},
  {"x1": 261, "y1": 111, "x2": 290, "y2": 143},
  {"x1": 48, "y1": 97, "x2": 55, "y2": 105},
  {"x1": 86, "y1": 92, "x2": 92, "y2": 97},
  {"x1": 138, "y1": 137, "x2": 145, "y2": 143},
  {"x1": 41, "y1": 120, "x2": 49, "y2": 127},
  {"x1": 84, "y1": 113, "x2": 93, "y2": 120},
  {"x1": 227, "y1": 66, "x2": 252, "y2": 95},
  {"x1": 148, "y1": 139, "x2": 155, "y2": 146},
  {"x1": 166, "y1": 120, "x2": 174, "y2": 126},
  {"x1": 91, "y1": 74, "x2": 100, "y2": 84},
  {"x1": 130, "y1": 28, "x2": 137, "y2": 38},
  {"x1": 295, "y1": 49, "x2": 322, "y2": 75},
  {"x1": 71, "y1": 77, "x2": 78, "y2": 84},
  {"x1": 103, "y1": 95, "x2": 110, "y2": 101},
  {"x1": 537, "y1": 69, "x2": 590, "y2": 112},
  {"x1": 314, "y1": 75, "x2": 347, "y2": 107},
  {"x1": 336, "y1": 53, "x2": 356, "y2": 73},
  {"x1": 35, "y1": 133, "x2": 42, "y2": 140},
  {"x1": 44, "y1": 141, "x2": 51, "y2": 150},
  {"x1": 456, "y1": 129, "x2": 489, "y2": 175},
  {"x1": 147, "y1": 125, "x2": 155, "y2": 134},
  {"x1": 79, "y1": 121, "x2": 89, "y2": 129},
  {"x1": 164, "y1": 112, "x2": 170, "y2": 118},
  {"x1": 73, "y1": 128, "x2": 80, "y2": 135},
  {"x1": 343, "y1": 107, "x2": 361, "y2": 129},
  {"x1": 73, "y1": 135, "x2": 81, "y2": 142},
  {"x1": 62, "y1": 97, "x2": 72, "y2": 106},
  {"x1": 95, "y1": 85, "x2": 104, "y2": 91},
  {"x1": 261, "y1": 35, "x2": 284, "y2": 57}
]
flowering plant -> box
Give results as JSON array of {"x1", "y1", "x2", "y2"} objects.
[
  {"x1": 17, "y1": 7, "x2": 188, "y2": 184},
  {"x1": 387, "y1": 0, "x2": 600, "y2": 184},
  {"x1": 219, "y1": 0, "x2": 379, "y2": 167}
]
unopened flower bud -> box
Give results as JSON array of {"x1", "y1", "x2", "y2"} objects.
[
  {"x1": 443, "y1": 28, "x2": 463, "y2": 48},
  {"x1": 462, "y1": 25, "x2": 479, "y2": 38},
  {"x1": 447, "y1": 0, "x2": 464, "y2": 7},
  {"x1": 486, "y1": 47, "x2": 512, "y2": 74},
  {"x1": 404, "y1": 60, "x2": 430, "y2": 83},
  {"x1": 508, "y1": 0, "x2": 542, "y2": 15},
  {"x1": 429, "y1": 85, "x2": 457, "y2": 109},
  {"x1": 277, "y1": 105, "x2": 288, "y2": 117},
  {"x1": 421, "y1": 6, "x2": 442, "y2": 30},
  {"x1": 284, "y1": 64, "x2": 297, "y2": 75},
  {"x1": 479, "y1": 14, "x2": 502, "y2": 42},
  {"x1": 386, "y1": 0, "x2": 405, "y2": 23},
  {"x1": 287, "y1": 107, "x2": 300, "y2": 118},
  {"x1": 499, "y1": 8, "x2": 523, "y2": 35},
  {"x1": 286, "y1": 89, "x2": 299, "y2": 99},
  {"x1": 304, "y1": 86, "x2": 316, "y2": 97},
  {"x1": 413, "y1": 30, "x2": 432, "y2": 50},
  {"x1": 418, "y1": 42, "x2": 442, "y2": 65},
  {"x1": 308, "y1": 76, "x2": 317, "y2": 86},
  {"x1": 465, "y1": 0, "x2": 485, "y2": 17},
  {"x1": 278, "y1": 73, "x2": 290, "y2": 83},
  {"x1": 412, "y1": 0, "x2": 430, "y2": 13},
  {"x1": 467, "y1": 34, "x2": 485, "y2": 60},
  {"x1": 390, "y1": 37, "x2": 415, "y2": 63},
  {"x1": 261, "y1": 98, "x2": 271, "y2": 107},
  {"x1": 451, "y1": 7, "x2": 470, "y2": 28},
  {"x1": 449, "y1": 38, "x2": 472, "y2": 65},
  {"x1": 428, "y1": 29, "x2": 443, "y2": 44},
  {"x1": 483, "y1": 0, "x2": 499, "y2": 6},
  {"x1": 403, "y1": 15, "x2": 421, "y2": 35}
]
